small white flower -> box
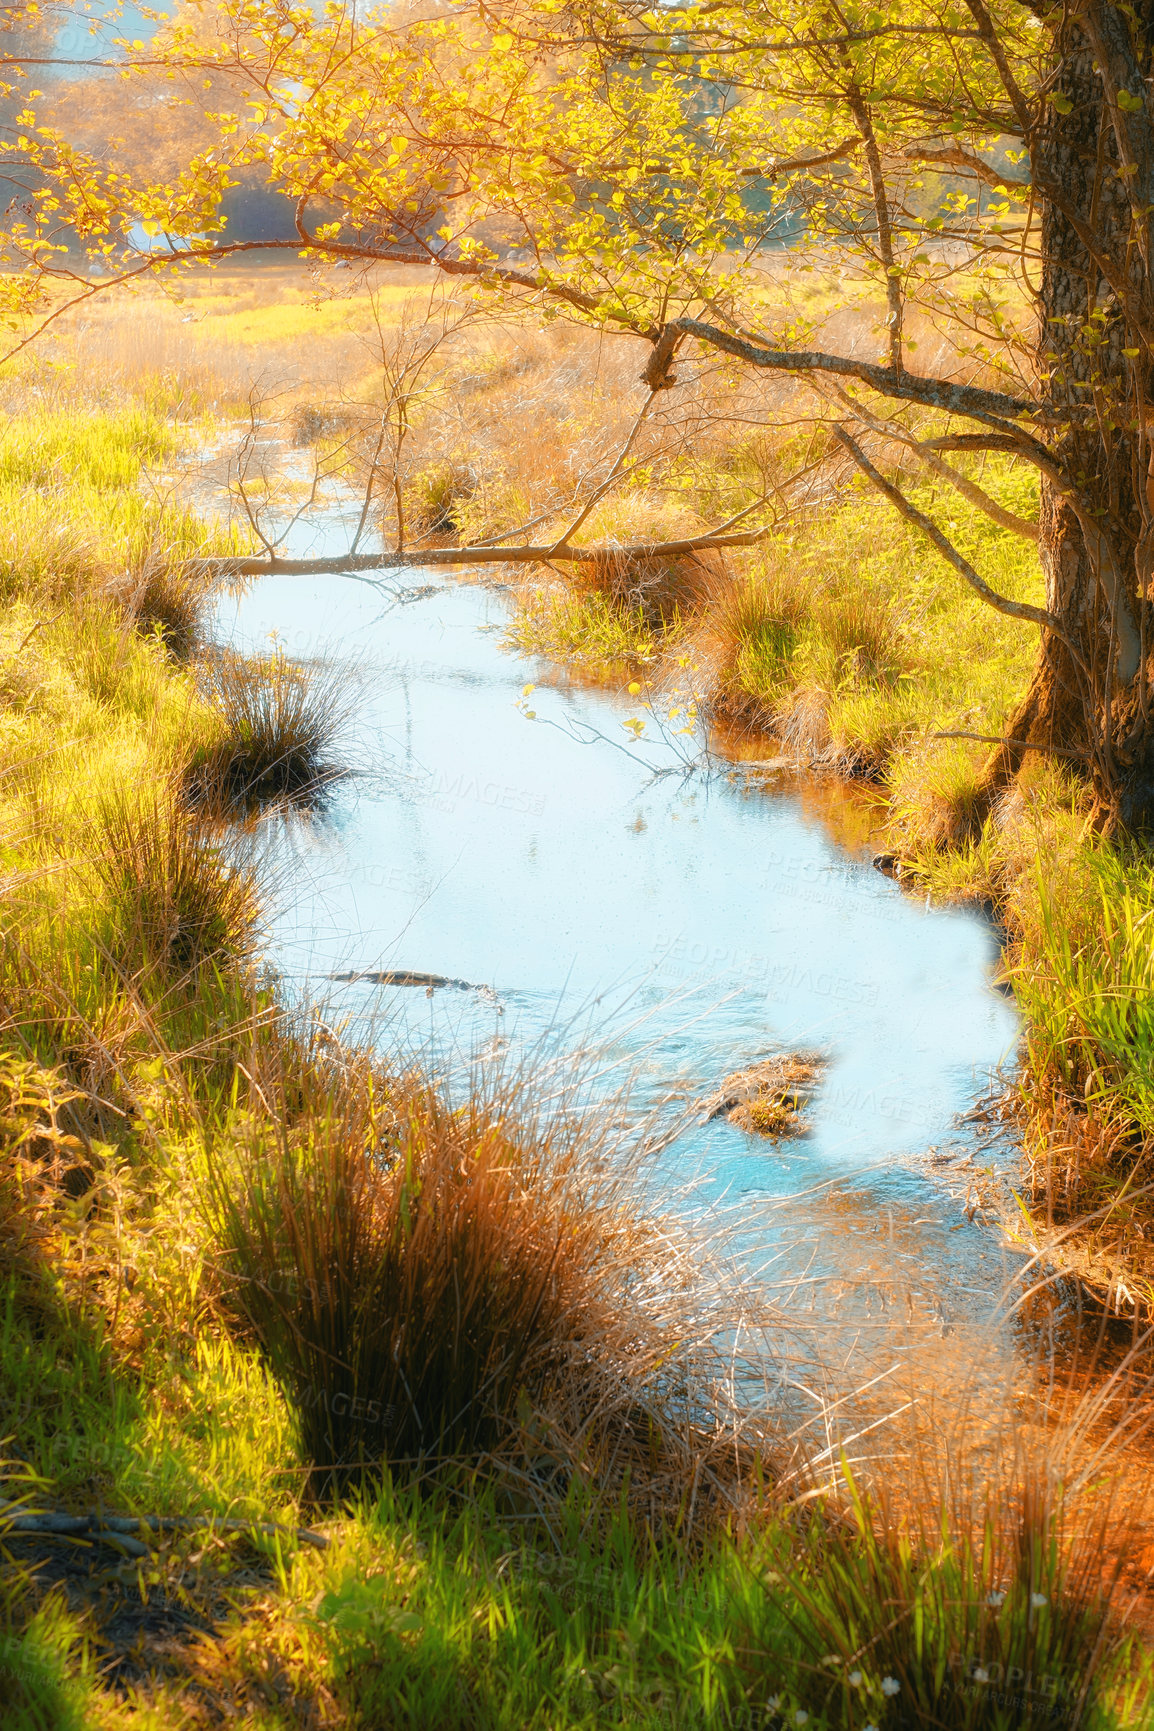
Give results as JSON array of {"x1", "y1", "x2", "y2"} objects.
[
  {"x1": 795, "y1": 1714, "x2": 808, "y2": 1727},
  {"x1": 864, "y1": 1724, "x2": 879, "y2": 1731},
  {"x1": 1031, "y1": 1591, "x2": 1049, "y2": 1608},
  {"x1": 986, "y1": 1589, "x2": 1005, "y2": 1606},
  {"x1": 881, "y1": 1676, "x2": 901, "y2": 1697},
  {"x1": 973, "y1": 1667, "x2": 989, "y2": 1684},
  {"x1": 766, "y1": 1698, "x2": 781, "y2": 1712},
  {"x1": 848, "y1": 1670, "x2": 863, "y2": 1687}
]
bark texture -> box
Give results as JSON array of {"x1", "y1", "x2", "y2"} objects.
[{"x1": 988, "y1": 2, "x2": 1154, "y2": 826}]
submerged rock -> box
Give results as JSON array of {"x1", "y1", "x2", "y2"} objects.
[
  {"x1": 701, "y1": 1051, "x2": 826, "y2": 1140},
  {"x1": 328, "y1": 969, "x2": 503, "y2": 1010},
  {"x1": 329, "y1": 968, "x2": 474, "y2": 989}
]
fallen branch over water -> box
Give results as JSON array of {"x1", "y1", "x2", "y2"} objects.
[
  {"x1": 195, "y1": 525, "x2": 775, "y2": 581},
  {"x1": 0, "y1": 1499, "x2": 329, "y2": 1556}
]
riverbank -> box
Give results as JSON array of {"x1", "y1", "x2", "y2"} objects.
[{"x1": 2, "y1": 276, "x2": 1152, "y2": 1724}]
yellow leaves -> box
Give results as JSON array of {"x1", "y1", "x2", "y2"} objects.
[{"x1": 492, "y1": 32, "x2": 514, "y2": 50}]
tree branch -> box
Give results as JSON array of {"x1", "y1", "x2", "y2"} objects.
[
  {"x1": 844, "y1": 77, "x2": 904, "y2": 372},
  {"x1": 962, "y1": 0, "x2": 1038, "y2": 141},
  {"x1": 666, "y1": 318, "x2": 1047, "y2": 427},
  {"x1": 196, "y1": 525, "x2": 774, "y2": 581},
  {"x1": 902, "y1": 146, "x2": 1025, "y2": 190},
  {"x1": 933, "y1": 729, "x2": 1087, "y2": 760},
  {"x1": 822, "y1": 385, "x2": 1038, "y2": 539},
  {"x1": 829, "y1": 424, "x2": 1075, "y2": 646},
  {"x1": 0, "y1": 1499, "x2": 329, "y2": 1553}
]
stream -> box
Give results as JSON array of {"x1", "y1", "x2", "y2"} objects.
[{"x1": 212, "y1": 522, "x2": 1090, "y2": 1462}]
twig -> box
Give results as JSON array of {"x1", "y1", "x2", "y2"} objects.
[
  {"x1": 2, "y1": 611, "x2": 63, "y2": 665},
  {"x1": 0, "y1": 1499, "x2": 329, "y2": 1554},
  {"x1": 932, "y1": 729, "x2": 1088, "y2": 760}
]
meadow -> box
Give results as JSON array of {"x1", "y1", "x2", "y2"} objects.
[{"x1": 0, "y1": 260, "x2": 1152, "y2": 1725}]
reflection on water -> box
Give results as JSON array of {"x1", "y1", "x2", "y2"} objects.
[{"x1": 212, "y1": 560, "x2": 1154, "y2": 1502}]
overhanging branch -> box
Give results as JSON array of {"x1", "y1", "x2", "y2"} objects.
[
  {"x1": 666, "y1": 318, "x2": 1047, "y2": 428},
  {"x1": 196, "y1": 525, "x2": 774, "y2": 581},
  {"x1": 830, "y1": 425, "x2": 1076, "y2": 648}
]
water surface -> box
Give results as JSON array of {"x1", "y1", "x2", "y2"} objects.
[{"x1": 215, "y1": 560, "x2": 1041, "y2": 1420}]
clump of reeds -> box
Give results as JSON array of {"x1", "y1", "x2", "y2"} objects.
[
  {"x1": 734, "y1": 1466, "x2": 1141, "y2": 1729},
  {"x1": 889, "y1": 740, "x2": 991, "y2": 852},
  {"x1": 1002, "y1": 841, "x2": 1154, "y2": 1300},
  {"x1": 405, "y1": 458, "x2": 477, "y2": 536},
  {"x1": 573, "y1": 545, "x2": 724, "y2": 633},
  {"x1": 199, "y1": 1044, "x2": 774, "y2": 1508},
  {"x1": 189, "y1": 648, "x2": 356, "y2": 813},
  {"x1": 817, "y1": 588, "x2": 905, "y2": 689},
  {"x1": 708, "y1": 568, "x2": 811, "y2": 726},
  {"x1": 118, "y1": 556, "x2": 214, "y2": 659},
  {"x1": 505, "y1": 586, "x2": 659, "y2": 669},
  {"x1": 86, "y1": 784, "x2": 257, "y2": 981}
]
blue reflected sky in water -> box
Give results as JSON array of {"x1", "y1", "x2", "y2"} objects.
[{"x1": 215, "y1": 563, "x2": 1030, "y2": 1369}]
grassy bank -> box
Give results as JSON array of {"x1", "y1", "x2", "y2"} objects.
[
  {"x1": 1, "y1": 272, "x2": 1151, "y2": 1723},
  {"x1": 31, "y1": 266, "x2": 1154, "y2": 1298},
  {"x1": 514, "y1": 462, "x2": 1154, "y2": 1307}
]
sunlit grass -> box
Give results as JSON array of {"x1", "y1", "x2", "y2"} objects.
[
  {"x1": 1, "y1": 283, "x2": 1152, "y2": 1723},
  {"x1": 506, "y1": 586, "x2": 663, "y2": 669}
]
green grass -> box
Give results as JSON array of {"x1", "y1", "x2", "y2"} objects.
[
  {"x1": 707, "y1": 456, "x2": 1039, "y2": 778},
  {"x1": 506, "y1": 586, "x2": 664, "y2": 669},
  {"x1": 0, "y1": 344, "x2": 1150, "y2": 1724},
  {"x1": 1011, "y1": 845, "x2": 1154, "y2": 1131},
  {"x1": 82, "y1": 1466, "x2": 1150, "y2": 1728}
]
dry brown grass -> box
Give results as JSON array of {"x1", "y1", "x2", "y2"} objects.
[
  {"x1": 1010, "y1": 1085, "x2": 1154, "y2": 1314},
  {"x1": 199, "y1": 1039, "x2": 780, "y2": 1516},
  {"x1": 570, "y1": 545, "x2": 727, "y2": 631}
]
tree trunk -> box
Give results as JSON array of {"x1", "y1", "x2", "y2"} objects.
[{"x1": 983, "y1": 3, "x2": 1154, "y2": 829}]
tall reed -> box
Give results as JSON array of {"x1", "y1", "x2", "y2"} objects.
[
  {"x1": 198, "y1": 1047, "x2": 773, "y2": 1506},
  {"x1": 190, "y1": 647, "x2": 356, "y2": 811}
]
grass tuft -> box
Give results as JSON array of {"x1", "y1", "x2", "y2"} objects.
[
  {"x1": 198, "y1": 1053, "x2": 761, "y2": 1506},
  {"x1": 189, "y1": 647, "x2": 356, "y2": 812},
  {"x1": 86, "y1": 784, "x2": 258, "y2": 981},
  {"x1": 572, "y1": 546, "x2": 723, "y2": 632}
]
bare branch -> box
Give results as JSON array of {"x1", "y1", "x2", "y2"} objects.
[
  {"x1": 548, "y1": 388, "x2": 658, "y2": 551},
  {"x1": 666, "y1": 318, "x2": 1046, "y2": 428},
  {"x1": 844, "y1": 77, "x2": 904, "y2": 371},
  {"x1": 901, "y1": 146, "x2": 1024, "y2": 190},
  {"x1": 822, "y1": 385, "x2": 1038, "y2": 539},
  {"x1": 829, "y1": 424, "x2": 1075, "y2": 647},
  {"x1": 933, "y1": 729, "x2": 1087, "y2": 760},
  {"x1": 195, "y1": 524, "x2": 775, "y2": 581}
]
